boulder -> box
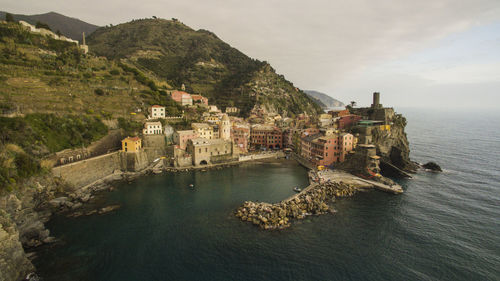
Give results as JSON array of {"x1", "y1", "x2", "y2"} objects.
[{"x1": 422, "y1": 161, "x2": 442, "y2": 172}]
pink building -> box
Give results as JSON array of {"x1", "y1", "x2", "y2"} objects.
[
  {"x1": 171, "y1": 91, "x2": 193, "y2": 106},
  {"x1": 173, "y1": 130, "x2": 199, "y2": 150},
  {"x1": 231, "y1": 126, "x2": 250, "y2": 153},
  {"x1": 301, "y1": 133, "x2": 354, "y2": 166}
]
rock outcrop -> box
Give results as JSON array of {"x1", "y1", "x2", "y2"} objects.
[
  {"x1": 235, "y1": 182, "x2": 358, "y2": 230},
  {"x1": 0, "y1": 209, "x2": 34, "y2": 281},
  {"x1": 422, "y1": 161, "x2": 442, "y2": 172}
]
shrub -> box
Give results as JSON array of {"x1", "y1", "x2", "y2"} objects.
[{"x1": 94, "y1": 88, "x2": 105, "y2": 96}]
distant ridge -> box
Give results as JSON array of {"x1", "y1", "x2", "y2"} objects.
[
  {"x1": 0, "y1": 11, "x2": 99, "y2": 42},
  {"x1": 304, "y1": 90, "x2": 344, "y2": 108}
]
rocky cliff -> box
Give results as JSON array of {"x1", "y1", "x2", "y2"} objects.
[
  {"x1": 0, "y1": 176, "x2": 58, "y2": 281},
  {"x1": 371, "y1": 114, "x2": 418, "y2": 174}
]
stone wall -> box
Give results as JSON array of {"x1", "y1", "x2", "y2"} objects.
[{"x1": 52, "y1": 152, "x2": 122, "y2": 191}]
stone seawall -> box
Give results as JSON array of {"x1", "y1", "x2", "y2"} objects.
[
  {"x1": 52, "y1": 152, "x2": 122, "y2": 191},
  {"x1": 235, "y1": 181, "x2": 359, "y2": 230}
]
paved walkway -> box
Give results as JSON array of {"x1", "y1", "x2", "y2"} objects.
[{"x1": 317, "y1": 170, "x2": 403, "y2": 194}]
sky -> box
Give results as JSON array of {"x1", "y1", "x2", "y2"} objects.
[{"x1": 2, "y1": 0, "x2": 500, "y2": 108}]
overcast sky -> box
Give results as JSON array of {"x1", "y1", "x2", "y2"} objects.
[{"x1": 3, "y1": 0, "x2": 500, "y2": 108}]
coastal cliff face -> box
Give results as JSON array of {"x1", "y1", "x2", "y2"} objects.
[
  {"x1": 0, "y1": 177, "x2": 57, "y2": 281},
  {"x1": 0, "y1": 209, "x2": 34, "y2": 281},
  {"x1": 371, "y1": 114, "x2": 418, "y2": 173}
]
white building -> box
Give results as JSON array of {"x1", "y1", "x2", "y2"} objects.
[
  {"x1": 143, "y1": 121, "x2": 163, "y2": 135},
  {"x1": 150, "y1": 105, "x2": 166, "y2": 119}
]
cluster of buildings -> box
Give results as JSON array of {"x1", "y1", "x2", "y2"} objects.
[{"x1": 121, "y1": 90, "x2": 395, "y2": 171}]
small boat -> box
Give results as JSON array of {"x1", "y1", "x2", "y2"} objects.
[
  {"x1": 189, "y1": 184, "x2": 194, "y2": 188},
  {"x1": 293, "y1": 187, "x2": 302, "y2": 193}
]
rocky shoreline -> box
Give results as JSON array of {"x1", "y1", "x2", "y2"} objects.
[{"x1": 235, "y1": 180, "x2": 360, "y2": 230}]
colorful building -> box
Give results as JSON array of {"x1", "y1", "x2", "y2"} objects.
[
  {"x1": 337, "y1": 115, "x2": 362, "y2": 130},
  {"x1": 250, "y1": 125, "x2": 283, "y2": 149},
  {"x1": 171, "y1": 91, "x2": 193, "y2": 106},
  {"x1": 191, "y1": 123, "x2": 215, "y2": 140},
  {"x1": 121, "y1": 137, "x2": 142, "y2": 152},
  {"x1": 173, "y1": 130, "x2": 199, "y2": 150},
  {"x1": 231, "y1": 125, "x2": 250, "y2": 153},
  {"x1": 300, "y1": 133, "x2": 354, "y2": 166}
]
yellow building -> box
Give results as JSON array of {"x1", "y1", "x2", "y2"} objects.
[
  {"x1": 191, "y1": 123, "x2": 215, "y2": 139},
  {"x1": 121, "y1": 137, "x2": 142, "y2": 152}
]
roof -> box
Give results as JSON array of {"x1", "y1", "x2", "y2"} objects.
[
  {"x1": 190, "y1": 138, "x2": 228, "y2": 146},
  {"x1": 302, "y1": 133, "x2": 321, "y2": 143},
  {"x1": 191, "y1": 123, "x2": 210, "y2": 129},
  {"x1": 145, "y1": 121, "x2": 162, "y2": 125},
  {"x1": 152, "y1": 105, "x2": 164, "y2": 108},
  {"x1": 124, "y1": 136, "x2": 141, "y2": 142},
  {"x1": 191, "y1": 95, "x2": 207, "y2": 100},
  {"x1": 176, "y1": 130, "x2": 197, "y2": 135}
]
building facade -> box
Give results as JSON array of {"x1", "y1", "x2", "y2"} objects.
[
  {"x1": 186, "y1": 138, "x2": 234, "y2": 166},
  {"x1": 150, "y1": 105, "x2": 166, "y2": 119},
  {"x1": 121, "y1": 137, "x2": 142, "y2": 152},
  {"x1": 173, "y1": 130, "x2": 199, "y2": 150},
  {"x1": 171, "y1": 91, "x2": 193, "y2": 106},
  {"x1": 250, "y1": 125, "x2": 283, "y2": 149},
  {"x1": 143, "y1": 121, "x2": 163, "y2": 135},
  {"x1": 231, "y1": 125, "x2": 250, "y2": 153},
  {"x1": 191, "y1": 123, "x2": 215, "y2": 139},
  {"x1": 300, "y1": 133, "x2": 354, "y2": 166}
]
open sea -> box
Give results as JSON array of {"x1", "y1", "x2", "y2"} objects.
[{"x1": 34, "y1": 108, "x2": 500, "y2": 281}]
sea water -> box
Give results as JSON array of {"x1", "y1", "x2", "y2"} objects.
[{"x1": 34, "y1": 108, "x2": 500, "y2": 281}]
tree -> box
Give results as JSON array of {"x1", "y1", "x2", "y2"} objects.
[
  {"x1": 56, "y1": 30, "x2": 62, "y2": 36},
  {"x1": 350, "y1": 101, "x2": 357, "y2": 107},
  {"x1": 5, "y1": 13, "x2": 14, "y2": 22},
  {"x1": 35, "y1": 21, "x2": 51, "y2": 31}
]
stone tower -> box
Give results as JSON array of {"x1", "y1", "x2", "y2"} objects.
[
  {"x1": 220, "y1": 114, "x2": 231, "y2": 140},
  {"x1": 371, "y1": 92, "x2": 382, "y2": 109}
]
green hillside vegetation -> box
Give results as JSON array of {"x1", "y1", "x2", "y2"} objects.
[
  {"x1": 0, "y1": 21, "x2": 182, "y2": 118},
  {"x1": 0, "y1": 113, "x2": 107, "y2": 191},
  {"x1": 0, "y1": 21, "x2": 182, "y2": 191},
  {"x1": 87, "y1": 18, "x2": 322, "y2": 117}
]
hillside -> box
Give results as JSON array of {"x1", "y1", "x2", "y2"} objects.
[
  {"x1": 304, "y1": 90, "x2": 344, "y2": 108},
  {"x1": 87, "y1": 18, "x2": 322, "y2": 117},
  {"x1": 0, "y1": 11, "x2": 99, "y2": 42}
]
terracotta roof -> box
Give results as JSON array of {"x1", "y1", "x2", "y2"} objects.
[{"x1": 152, "y1": 105, "x2": 164, "y2": 108}]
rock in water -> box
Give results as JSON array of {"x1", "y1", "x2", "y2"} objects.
[{"x1": 422, "y1": 162, "x2": 442, "y2": 172}]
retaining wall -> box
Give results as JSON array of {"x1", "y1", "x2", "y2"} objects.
[{"x1": 52, "y1": 152, "x2": 122, "y2": 191}]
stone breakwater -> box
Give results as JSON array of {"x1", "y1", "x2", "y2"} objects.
[{"x1": 235, "y1": 181, "x2": 359, "y2": 230}]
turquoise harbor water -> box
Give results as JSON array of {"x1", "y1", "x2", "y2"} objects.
[{"x1": 34, "y1": 109, "x2": 500, "y2": 281}]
